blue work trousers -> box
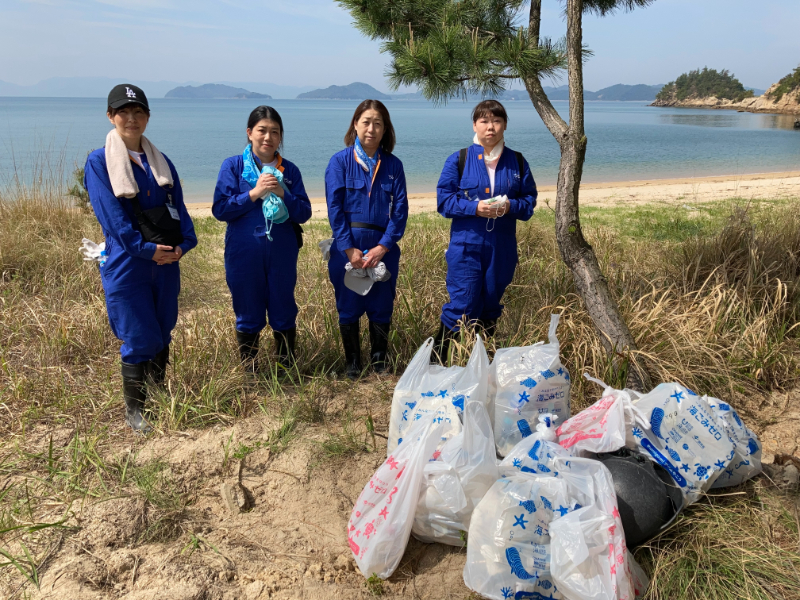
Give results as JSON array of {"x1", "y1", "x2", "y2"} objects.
[
  {"x1": 101, "y1": 244, "x2": 180, "y2": 364},
  {"x1": 441, "y1": 239, "x2": 518, "y2": 331},
  {"x1": 225, "y1": 221, "x2": 299, "y2": 334}
]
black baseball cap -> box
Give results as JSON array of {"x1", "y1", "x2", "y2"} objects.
[{"x1": 108, "y1": 84, "x2": 149, "y2": 110}]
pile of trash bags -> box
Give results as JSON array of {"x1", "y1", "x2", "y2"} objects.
[{"x1": 348, "y1": 315, "x2": 763, "y2": 599}]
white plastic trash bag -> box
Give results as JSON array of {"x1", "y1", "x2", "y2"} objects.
[
  {"x1": 348, "y1": 404, "x2": 447, "y2": 579},
  {"x1": 388, "y1": 335, "x2": 489, "y2": 455},
  {"x1": 412, "y1": 400, "x2": 499, "y2": 545},
  {"x1": 499, "y1": 414, "x2": 572, "y2": 477},
  {"x1": 550, "y1": 458, "x2": 649, "y2": 600},
  {"x1": 463, "y1": 473, "x2": 573, "y2": 600},
  {"x1": 465, "y1": 457, "x2": 648, "y2": 600},
  {"x1": 628, "y1": 383, "x2": 736, "y2": 505},
  {"x1": 551, "y1": 505, "x2": 618, "y2": 600},
  {"x1": 556, "y1": 375, "x2": 650, "y2": 455},
  {"x1": 407, "y1": 400, "x2": 464, "y2": 457},
  {"x1": 706, "y1": 397, "x2": 762, "y2": 488},
  {"x1": 491, "y1": 314, "x2": 571, "y2": 456}
]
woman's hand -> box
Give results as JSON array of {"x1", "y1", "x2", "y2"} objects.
[
  {"x1": 476, "y1": 200, "x2": 508, "y2": 218},
  {"x1": 153, "y1": 245, "x2": 181, "y2": 265},
  {"x1": 249, "y1": 172, "x2": 283, "y2": 201},
  {"x1": 263, "y1": 174, "x2": 284, "y2": 198},
  {"x1": 345, "y1": 247, "x2": 365, "y2": 269},
  {"x1": 361, "y1": 245, "x2": 388, "y2": 269}
]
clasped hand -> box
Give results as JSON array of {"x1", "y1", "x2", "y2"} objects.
[
  {"x1": 346, "y1": 245, "x2": 388, "y2": 269},
  {"x1": 153, "y1": 245, "x2": 182, "y2": 265},
  {"x1": 249, "y1": 173, "x2": 284, "y2": 201},
  {"x1": 476, "y1": 199, "x2": 508, "y2": 219}
]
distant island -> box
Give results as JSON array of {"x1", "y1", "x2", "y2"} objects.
[
  {"x1": 652, "y1": 66, "x2": 800, "y2": 115},
  {"x1": 540, "y1": 83, "x2": 664, "y2": 101},
  {"x1": 165, "y1": 84, "x2": 271, "y2": 99},
  {"x1": 297, "y1": 82, "x2": 391, "y2": 100},
  {"x1": 654, "y1": 68, "x2": 754, "y2": 105},
  {"x1": 296, "y1": 81, "x2": 666, "y2": 102}
]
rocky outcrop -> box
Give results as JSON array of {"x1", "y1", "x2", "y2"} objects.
[{"x1": 652, "y1": 83, "x2": 800, "y2": 115}]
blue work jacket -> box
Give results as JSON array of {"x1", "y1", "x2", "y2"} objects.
[
  {"x1": 437, "y1": 144, "x2": 537, "y2": 244},
  {"x1": 84, "y1": 149, "x2": 197, "y2": 269},
  {"x1": 324, "y1": 147, "x2": 409, "y2": 252}
]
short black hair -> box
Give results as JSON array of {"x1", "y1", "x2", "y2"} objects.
[
  {"x1": 107, "y1": 103, "x2": 150, "y2": 117},
  {"x1": 472, "y1": 99, "x2": 508, "y2": 124},
  {"x1": 247, "y1": 106, "x2": 284, "y2": 150}
]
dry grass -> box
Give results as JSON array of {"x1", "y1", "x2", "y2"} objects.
[
  {"x1": 1, "y1": 180, "x2": 800, "y2": 598},
  {"x1": 638, "y1": 482, "x2": 800, "y2": 600}
]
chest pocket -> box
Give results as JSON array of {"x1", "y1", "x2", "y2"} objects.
[
  {"x1": 345, "y1": 177, "x2": 366, "y2": 213},
  {"x1": 459, "y1": 177, "x2": 480, "y2": 201}
]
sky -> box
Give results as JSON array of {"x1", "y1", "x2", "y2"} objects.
[{"x1": 1, "y1": 0, "x2": 797, "y2": 92}]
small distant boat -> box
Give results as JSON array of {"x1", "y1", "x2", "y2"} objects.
[{"x1": 795, "y1": 120, "x2": 800, "y2": 129}]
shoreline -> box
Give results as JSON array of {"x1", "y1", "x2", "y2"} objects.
[
  {"x1": 186, "y1": 170, "x2": 800, "y2": 219},
  {"x1": 651, "y1": 103, "x2": 800, "y2": 117}
]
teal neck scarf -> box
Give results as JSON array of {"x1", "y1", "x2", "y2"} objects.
[
  {"x1": 242, "y1": 144, "x2": 289, "y2": 240},
  {"x1": 354, "y1": 137, "x2": 379, "y2": 187}
]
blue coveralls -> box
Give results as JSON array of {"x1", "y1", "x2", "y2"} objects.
[
  {"x1": 84, "y1": 149, "x2": 198, "y2": 364},
  {"x1": 324, "y1": 147, "x2": 409, "y2": 325},
  {"x1": 437, "y1": 144, "x2": 537, "y2": 331},
  {"x1": 213, "y1": 155, "x2": 311, "y2": 334}
]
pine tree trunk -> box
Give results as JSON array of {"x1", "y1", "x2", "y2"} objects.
[
  {"x1": 553, "y1": 133, "x2": 651, "y2": 391},
  {"x1": 527, "y1": 0, "x2": 652, "y2": 391}
]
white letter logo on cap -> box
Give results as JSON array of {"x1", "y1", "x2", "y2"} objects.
[{"x1": 126, "y1": 87, "x2": 136, "y2": 98}]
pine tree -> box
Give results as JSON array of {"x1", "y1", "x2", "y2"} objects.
[{"x1": 337, "y1": 0, "x2": 655, "y2": 390}]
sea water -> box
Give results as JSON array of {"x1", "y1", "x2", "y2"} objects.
[{"x1": 1, "y1": 97, "x2": 798, "y2": 200}]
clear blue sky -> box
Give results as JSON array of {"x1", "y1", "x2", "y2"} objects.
[{"x1": 1, "y1": 0, "x2": 797, "y2": 91}]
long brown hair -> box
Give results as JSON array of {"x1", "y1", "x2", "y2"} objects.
[{"x1": 344, "y1": 99, "x2": 396, "y2": 153}]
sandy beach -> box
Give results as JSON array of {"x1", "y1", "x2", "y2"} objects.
[{"x1": 186, "y1": 170, "x2": 800, "y2": 219}]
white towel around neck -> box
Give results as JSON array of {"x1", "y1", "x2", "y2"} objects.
[
  {"x1": 473, "y1": 133, "x2": 504, "y2": 166},
  {"x1": 105, "y1": 129, "x2": 174, "y2": 198}
]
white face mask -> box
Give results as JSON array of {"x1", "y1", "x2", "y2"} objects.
[{"x1": 484, "y1": 195, "x2": 509, "y2": 231}]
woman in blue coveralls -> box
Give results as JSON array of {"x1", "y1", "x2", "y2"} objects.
[
  {"x1": 213, "y1": 106, "x2": 311, "y2": 373},
  {"x1": 325, "y1": 100, "x2": 409, "y2": 379},
  {"x1": 84, "y1": 84, "x2": 197, "y2": 434},
  {"x1": 433, "y1": 100, "x2": 537, "y2": 363}
]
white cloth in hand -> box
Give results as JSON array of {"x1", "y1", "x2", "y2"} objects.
[
  {"x1": 79, "y1": 238, "x2": 106, "y2": 262},
  {"x1": 344, "y1": 261, "x2": 391, "y2": 295},
  {"x1": 318, "y1": 237, "x2": 334, "y2": 261}
]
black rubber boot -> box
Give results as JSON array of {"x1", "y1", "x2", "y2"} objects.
[
  {"x1": 236, "y1": 330, "x2": 260, "y2": 373},
  {"x1": 369, "y1": 321, "x2": 391, "y2": 374},
  {"x1": 432, "y1": 322, "x2": 456, "y2": 366},
  {"x1": 146, "y1": 344, "x2": 169, "y2": 386},
  {"x1": 273, "y1": 328, "x2": 296, "y2": 371},
  {"x1": 339, "y1": 323, "x2": 362, "y2": 380},
  {"x1": 121, "y1": 362, "x2": 152, "y2": 434}
]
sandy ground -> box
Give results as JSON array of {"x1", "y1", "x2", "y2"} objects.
[
  {"x1": 186, "y1": 171, "x2": 800, "y2": 219},
  {"x1": 11, "y1": 376, "x2": 798, "y2": 600}
]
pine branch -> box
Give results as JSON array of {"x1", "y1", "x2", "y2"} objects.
[{"x1": 339, "y1": 0, "x2": 647, "y2": 103}]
